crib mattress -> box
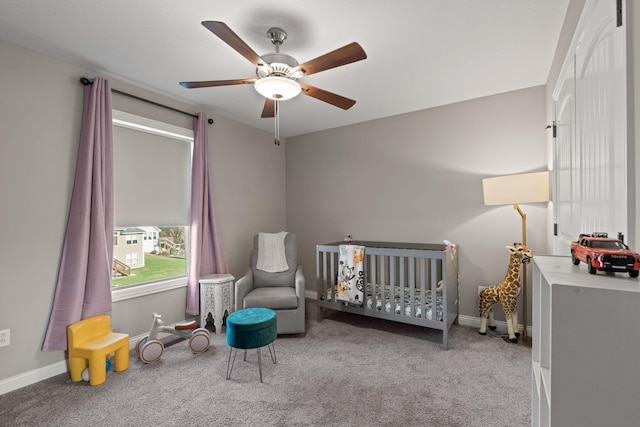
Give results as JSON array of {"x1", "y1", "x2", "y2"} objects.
[{"x1": 322, "y1": 284, "x2": 444, "y2": 321}]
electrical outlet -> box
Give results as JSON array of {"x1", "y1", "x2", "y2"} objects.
[{"x1": 0, "y1": 329, "x2": 10, "y2": 347}]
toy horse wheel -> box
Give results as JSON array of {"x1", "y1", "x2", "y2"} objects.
[
  {"x1": 135, "y1": 337, "x2": 148, "y2": 354},
  {"x1": 192, "y1": 327, "x2": 210, "y2": 336},
  {"x1": 189, "y1": 330, "x2": 210, "y2": 353},
  {"x1": 140, "y1": 339, "x2": 164, "y2": 363}
]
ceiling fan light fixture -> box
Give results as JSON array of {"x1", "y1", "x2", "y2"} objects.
[{"x1": 255, "y1": 76, "x2": 301, "y2": 100}]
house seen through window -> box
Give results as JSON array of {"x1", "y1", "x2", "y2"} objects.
[
  {"x1": 112, "y1": 226, "x2": 188, "y2": 287},
  {"x1": 111, "y1": 110, "x2": 192, "y2": 290}
]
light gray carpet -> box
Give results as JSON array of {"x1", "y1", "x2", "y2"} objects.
[{"x1": 1, "y1": 301, "x2": 531, "y2": 426}]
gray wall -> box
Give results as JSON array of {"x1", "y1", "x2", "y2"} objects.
[
  {"x1": 0, "y1": 38, "x2": 286, "y2": 381},
  {"x1": 286, "y1": 86, "x2": 549, "y2": 321}
]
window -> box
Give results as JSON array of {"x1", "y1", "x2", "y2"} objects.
[{"x1": 111, "y1": 110, "x2": 193, "y2": 300}]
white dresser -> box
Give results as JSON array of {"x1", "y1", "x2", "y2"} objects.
[
  {"x1": 532, "y1": 255, "x2": 640, "y2": 426},
  {"x1": 199, "y1": 273, "x2": 235, "y2": 334}
]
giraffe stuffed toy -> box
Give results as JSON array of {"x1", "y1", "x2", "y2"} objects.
[{"x1": 478, "y1": 244, "x2": 532, "y2": 343}]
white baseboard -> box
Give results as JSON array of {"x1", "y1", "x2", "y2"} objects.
[
  {"x1": 0, "y1": 359, "x2": 68, "y2": 395},
  {"x1": 458, "y1": 314, "x2": 532, "y2": 336},
  {"x1": 0, "y1": 320, "x2": 190, "y2": 396}
]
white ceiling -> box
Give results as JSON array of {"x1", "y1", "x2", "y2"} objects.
[{"x1": 0, "y1": 0, "x2": 569, "y2": 138}]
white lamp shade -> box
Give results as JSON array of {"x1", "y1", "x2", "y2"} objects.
[
  {"x1": 254, "y1": 76, "x2": 301, "y2": 100},
  {"x1": 482, "y1": 171, "x2": 550, "y2": 205}
]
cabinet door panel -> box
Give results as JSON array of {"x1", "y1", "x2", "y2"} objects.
[{"x1": 553, "y1": 0, "x2": 627, "y2": 253}]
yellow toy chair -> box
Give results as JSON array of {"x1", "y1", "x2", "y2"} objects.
[{"x1": 67, "y1": 314, "x2": 129, "y2": 386}]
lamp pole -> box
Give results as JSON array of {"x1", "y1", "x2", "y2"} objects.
[{"x1": 513, "y1": 203, "x2": 528, "y2": 340}]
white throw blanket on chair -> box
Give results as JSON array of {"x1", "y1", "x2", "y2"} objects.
[
  {"x1": 337, "y1": 245, "x2": 365, "y2": 306},
  {"x1": 256, "y1": 231, "x2": 289, "y2": 273}
]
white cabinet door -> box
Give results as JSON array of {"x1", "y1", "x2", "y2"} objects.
[{"x1": 553, "y1": 0, "x2": 627, "y2": 253}]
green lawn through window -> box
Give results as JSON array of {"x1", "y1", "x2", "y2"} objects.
[{"x1": 112, "y1": 253, "x2": 186, "y2": 287}]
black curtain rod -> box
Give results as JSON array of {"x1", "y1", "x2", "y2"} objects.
[{"x1": 79, "y1": 77, "x2": 213, "y2": 125}]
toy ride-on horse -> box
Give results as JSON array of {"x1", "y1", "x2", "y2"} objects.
[{"x1": 135, "y1": 312, "x2": 211, "y2": 363}]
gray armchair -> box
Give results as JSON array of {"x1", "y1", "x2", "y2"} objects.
[{"x1": 235, "y1": 233, "x2": 305, "y2": 334}]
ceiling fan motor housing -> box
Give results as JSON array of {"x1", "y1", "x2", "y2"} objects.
[
  {"x1": 256, "y1": 53, "x2": 301, "y2": 79},
  {"x1": 253, "y1": 27, "x2": 301, "y2": 104}
]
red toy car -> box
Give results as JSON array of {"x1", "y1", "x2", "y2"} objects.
[{"x1": 571, "y1": 232, "x2": 640, "y2": 277}]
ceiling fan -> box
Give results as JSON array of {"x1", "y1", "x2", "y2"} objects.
[{"x1": 179, "y1": 21, "x2": 367, "y2": 119}]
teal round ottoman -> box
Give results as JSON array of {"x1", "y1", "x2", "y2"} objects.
[{"x1": 225, "y1": 308, "x2": 277, "y2": 382}]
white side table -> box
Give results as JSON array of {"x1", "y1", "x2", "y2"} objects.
[{"x1": 199, "y1": 273, "x2": 235, "y2": 334}]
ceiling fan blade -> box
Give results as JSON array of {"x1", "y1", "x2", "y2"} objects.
[
  {"x1": 202, "y1": 21, "x2": 265, "y2": 67},
  {"x1": 299, "y1": 83, "x2": 356, "y2": 110},
  {"x1": 295, "y1": 42, "x2": 367, "y2": 77},
  {"x1": 179, "y1": 78, "x2": 256, "y2": 89},
  {"x1": 261, "y1": 99, "x2": 275, "y2": 118}
]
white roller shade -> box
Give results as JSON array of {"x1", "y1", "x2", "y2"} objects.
[{"x1": 112, "y1": 111, "x2": 192, "y2": 227}]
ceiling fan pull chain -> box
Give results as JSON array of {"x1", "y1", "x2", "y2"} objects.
[{"x1": 274, "y1": 100, "x2": 280, "y2": 145}]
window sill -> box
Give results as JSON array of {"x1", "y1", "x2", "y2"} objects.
[{"x1": 112, "y1": 276, "x2": 187, "y2": 302}]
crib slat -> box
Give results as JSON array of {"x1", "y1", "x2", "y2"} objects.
[
  {"x1": 321, "y1": 251, "x2": 326, "y2": 296},
  {"x1": 431, "y1": 258, "x2": 438, "y2": 321},
  {"x1": 330, "y1": 251, "x2": 335, "y2": 302},
  {"x1": 380, "y1": 255, "x2": 386, "y2": 309},
  {"x1": 409, "y1": 257, "x2": 415, "y2": 318},
  {"x1": 399, "y1": 256, "x2": 405, "y2": 317},
  {"x1": 390, "y1": 255, "x2": 395, "y2": 312},
  {"x1": 320, "y1": 250, "x2": 326, "y2": 300},
  {"x1": 370, "y1": 254, "x2": 377, "y2": 311},
  {"x1": 431, "y1": 258, "x2": 438, "y2": 296},
  {"x1": 317, "y1": 249, "x2": 322, "y2": 300},
  {"x1": 420, "y1": 258, "x2": 426, "y2": 318}
]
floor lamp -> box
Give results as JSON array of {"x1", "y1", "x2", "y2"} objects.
[{"x1": 482, "y1": 171, "x2": 550, "y2": 342}]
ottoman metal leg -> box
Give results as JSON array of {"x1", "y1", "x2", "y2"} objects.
[
  {"x1": 257, "y1": 343, "x2": 277, "y2": 383},
  {"x1": 268, "y1": 342, "x2": 277, "y2": 364},
  {"x1": 257, "y1": 347, "x2": 263, "y2": 383},
  {"x1": 226, "y1": 347, "x2": 238, "y2": 380}
]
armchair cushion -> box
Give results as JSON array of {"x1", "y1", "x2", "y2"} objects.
[
  {"x1": 251, "y1": 233, "x2": 297, "y2": 288},
  {"x1": 243, "y1": 287, "x2": 298, "y2": 310}
]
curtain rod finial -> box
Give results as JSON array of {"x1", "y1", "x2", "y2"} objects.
[
  {"x1": 79, "y1": 77, "x2": 92, "y2": 86},
  {"x1": 208, "y1": 118, "x2": 214, "y2": 125}
]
